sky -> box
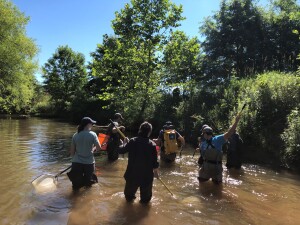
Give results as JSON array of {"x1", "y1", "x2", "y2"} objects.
[{"x1": 11, "y1": 0, "x2": 270, "y2": 82}]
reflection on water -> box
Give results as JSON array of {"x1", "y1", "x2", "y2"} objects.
[{"x1": 0, "y1": 118, "x2": 300, "y2": 225}]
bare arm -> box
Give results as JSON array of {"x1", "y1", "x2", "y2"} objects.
[
  {"x1": 154, "y1": 137, "x2": 162, "y2": 146},
  {"x1": 94, "y1": 141, "x2": 102, "y2": 152},
  {"x1": 178, "y1": 135, "x2": 185, "y2": 146},
  {"x1": 224, "y1": 114, "x2": 241, "y2": 141},
  {"x1": 70, "y1": 143, "x2": 75, "y2": 156}
]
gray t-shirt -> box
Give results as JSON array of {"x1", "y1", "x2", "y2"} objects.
[{"x1": 71, "y1": 130, "x2": 99, "y2": 164}]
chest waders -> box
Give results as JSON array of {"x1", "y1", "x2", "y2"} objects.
[{"x1": 202, "y1": 140, "x2": 222, "y2": 172}]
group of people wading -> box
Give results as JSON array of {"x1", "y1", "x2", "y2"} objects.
[{"x1": 68, "y1": 112, "x2": 243, "y2": 203}]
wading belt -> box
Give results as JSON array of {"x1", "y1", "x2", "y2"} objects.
[{"x1": 204, "y1": 159, "x2": 222, "y2": 164}]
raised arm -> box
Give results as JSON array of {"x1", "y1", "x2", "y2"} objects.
[{"x1": 224, "y1": 114, "x2": 241, "y2": 141}]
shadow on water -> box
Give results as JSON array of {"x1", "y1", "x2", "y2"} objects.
[
  {"x1": 66, "y1": 186, "x2": 151, "y2": 225},
  {"x1": 107, "y1": 202, "x2": 151, "y2": 225},
  {"x1": 1, "y1": 118, "x2": 300, "y2": 224},
  {"x1": 198, "y1": 182, "x2": 223, "y2": 200}
]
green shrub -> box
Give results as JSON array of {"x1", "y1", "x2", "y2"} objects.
[
  {"x1": 281, "y1": 108, "x2": 300, "y2": 171},
  {"x1": 224, "y1": 72, "x2": 300, "y2": 164}
]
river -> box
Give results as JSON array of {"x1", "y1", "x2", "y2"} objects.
[{"x1": 0, "y1": 117, "x2": 299, "y2": 225}]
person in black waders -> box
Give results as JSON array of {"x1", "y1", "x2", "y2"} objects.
[
  {"x1": 68, "y1": 117, "x2": 102, "y2": 191},
  {"x1": 198, "y1": 114, "x2": 241, "y2": 184},
  {"x1": 106, "y1": 113, "x2": 126, "y2": 161},
  {"x1": 225, "y1": 130, "x2": 244, "y2": 170},
  {"x1": 118, "y1": 121, "x2": 159, "y2": 204},
  {"x1": 154, "y1": 121, "x2": 185, "y2": 163}
]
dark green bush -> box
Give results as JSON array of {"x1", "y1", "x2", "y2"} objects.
[{"x1": 281, "y1": 108, "x2": 300, "y2": 171}]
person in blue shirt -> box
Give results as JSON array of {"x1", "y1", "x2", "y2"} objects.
[
  {"x1": 69, "y1": 117, "x2": 102, "y2": 191},
  {"x1": 198, "y1": 114, "x2": 241, "y2": 184},
  {"x1": 196, "y1": 124, "x2": 209, "y2": 166}
]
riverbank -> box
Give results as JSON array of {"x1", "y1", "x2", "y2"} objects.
[{"x1": 0, "y1": 114, "x2": 30, "y2": 119}]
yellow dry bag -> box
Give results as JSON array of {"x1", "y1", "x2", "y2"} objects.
[{"x1": 163, "y1": 129, "x2": 178, "y2": 154}]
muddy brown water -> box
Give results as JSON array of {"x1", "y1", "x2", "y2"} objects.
[{"x1": 0, "y1": 118, "x2": 299, "y2": 225}]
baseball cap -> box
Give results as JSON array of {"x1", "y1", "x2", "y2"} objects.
[
  {"x1": 201, "y1": 124, "x2": 209, "y2": 131},
  {"x1": 203, "y1": 126, "x2": 213, "y2": 133},
  {"x1": 81, "y1": 117, "x2": 96, "y2": 126}
]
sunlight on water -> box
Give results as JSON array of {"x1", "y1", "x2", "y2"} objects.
[{"x1": 1, "y1": 118, "x2": 300, "y2": 225}]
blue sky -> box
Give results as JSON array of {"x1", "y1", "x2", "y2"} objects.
[{"x1": 11, "y1": 0, "x2": 271, "y2": 82}]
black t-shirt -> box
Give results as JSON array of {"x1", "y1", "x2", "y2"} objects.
[{"x1": 118, "y1": 136, "x2": 159, "y2": 185}]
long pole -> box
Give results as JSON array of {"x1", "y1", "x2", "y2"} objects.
[
  {"x1": 54, "y1": 165, "x2": 72, "y2": 179},
  {"x1": 238, "y1": 103, "x2": 247, "y2": 116},
  {"x1": 158, "y1": 178, "x2": 174, "y2": 196},
  {"x1": 109, "y1": 119, "x2": 126, "y2": 139},
  {"x1": 93, "y1": 125, "x2": 109, "y2": 129},
  {"x1": 192, "y1": 148, "x2": 197, "y2": 158}
]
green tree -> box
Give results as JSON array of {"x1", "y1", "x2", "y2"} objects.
[
  {"x1": 162, "y1": 30, "x2": 201, "y2": 84},
  {"x1": 200, "y1": 0, "x2": 264, "y2": 80},
  {"x1": 200, "y1": 0, "x2": 300, "y2": 80},
  {"x1": 266, "y1": 0, "x2": 300, "y2": 71},
  {"x1": 42, "y1": 46, "x2": 87, "y2": 114},
  {"x1": 0, "y1": 0, "x2": 38, "y2": 114},
  {"x1": 91, "y1": 0, "x2": 185, "y2": 123},
  {"x1": 161, "y1": 30, "x2": 202, "y2": 137}
]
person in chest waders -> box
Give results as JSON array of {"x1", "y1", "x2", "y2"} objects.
[
  {"x1": 198, "y1": 114, "x2": 241, "y2": 184},
  {"x1": 154, "y1": 121, "x2": 185, "y2": 163},
  {"x1": 225, "y1": 130, "x2": 244, "y2": 169},
  {"x1": 68, "y1": 117, "x2": 102, "y2": 191},
  {"x1": 106, "y1": 113, "x2": 126, "y2": 161},
  {"x1": 195, "y1": 124, "x2": 209, "y2": 166},
  {"x1": 118, "y1": 121, "x2": 159, "y2": 204}
]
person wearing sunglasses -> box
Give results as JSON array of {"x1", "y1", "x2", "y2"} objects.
[
  {"x1": 198, "y1": 114, "x2": 241, "y2": 184},
  {"x1": 195, "y1": 124, "x2": 209, "y2": 166}
]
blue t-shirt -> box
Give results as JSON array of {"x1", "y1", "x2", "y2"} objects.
[
  {"x1": 71, "y1": 130, "x2": 99, "y2": 164},
  {"x1": 200, "y1": 134, "x2": 226, "y2": 161}
]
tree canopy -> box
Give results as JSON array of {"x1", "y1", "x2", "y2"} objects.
[
  {"x1": 90, "y1": 0, "x2": 185, "y2": 123},
  {"x1": 42, "y1": 45, "x2": 87, "y2": 114},
  {"x1": 0, "y1": 0, "x2": 38, "y2": 114}
]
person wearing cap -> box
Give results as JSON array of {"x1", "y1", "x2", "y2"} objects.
[
  {"x1": 118, "y1": 121, "x2": 159, "y2": 204},
  {"x1": 106, "y1": 112, "x2": 126, "y2": 161},
  {"x1": 195, "y1": 124, "x2": 209, "y2": 166},
  {"x1": 154, "y1": 121, "x2": 185, "y2": 163},
  {"x1": 198, "y1": 114, "x2": 241, "y2": 184},
  {"x1": 69, "y1": 117, "x2": 102, "y2": 191}
]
